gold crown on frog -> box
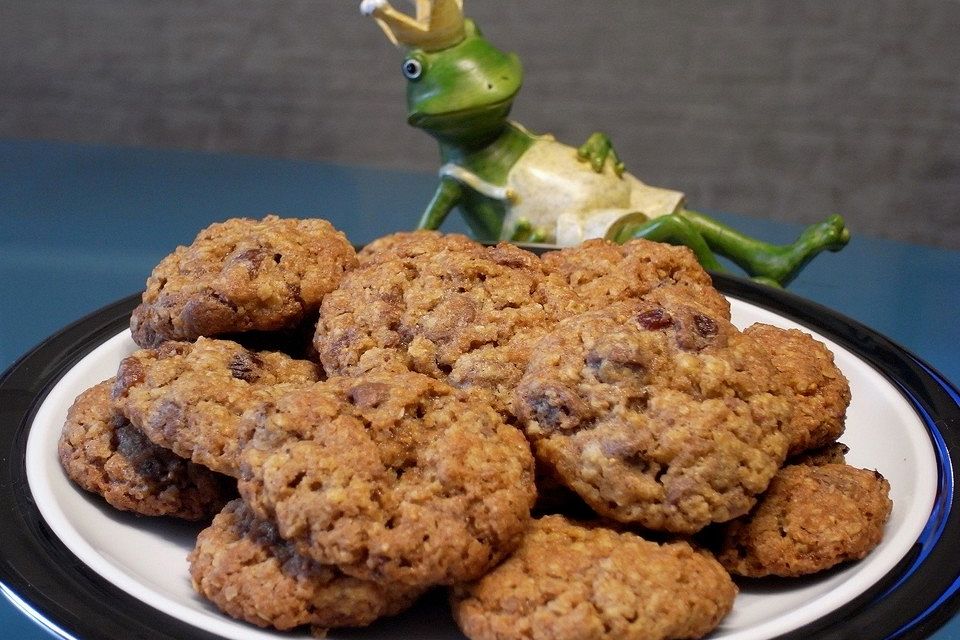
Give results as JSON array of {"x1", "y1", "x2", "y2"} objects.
[{"x1": 361, "y1": 0, "x2": 466, "y2": 51}]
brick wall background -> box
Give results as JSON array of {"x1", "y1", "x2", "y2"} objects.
[{"x1": 2, "y1": 1, "x2": 958, "y2": 248}]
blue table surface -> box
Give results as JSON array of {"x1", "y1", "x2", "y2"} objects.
[{"x1": 1, "y1": 138, "x2": 958, "y2": 639}]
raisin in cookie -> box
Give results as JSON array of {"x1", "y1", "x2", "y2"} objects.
[
  {"x1": 745, "y1": 323, "x2": 850, "y2": 456},
  {"x1": 239, "y1": 371, "x2": 536, "y2": 588},
  {"x1": 541, "y1": 238, "x2": 730, "y2": 319},
  {"x1": 113, "y1": 338, "x2": 320, "y2": 477},
  {"x1": 515, "y1": 299, "x2": 791, "y2": 534},
  {"x1": 451, "y1": 515, "x2": 736, "y2": 640},
  {"x1": 131, "y1": 215, "x2": 357, "y2": 347},
  {"x1": 717, "y1": 462, "x2": 892, "y2": 577},
  {"x1": 58, "y1": 379, "x2": 230, "y2": 520},
  {"x1": 189, "y1": 499, "x2": 424, "y2": 632},
  {"x1": 315, "y1": 241, "x2": 585, "y2": 414}
]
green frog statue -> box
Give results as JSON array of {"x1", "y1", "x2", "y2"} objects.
[{"x1": 361, "y1": 0, "x2": 850, "y2": 286}]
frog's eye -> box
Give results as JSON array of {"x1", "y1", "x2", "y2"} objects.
[{"x1": 402, "y1": 58, "x2": 423, "y2": 81}]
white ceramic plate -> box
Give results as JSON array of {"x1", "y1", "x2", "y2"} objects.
[{"x1": 2, "y1": 282, "x2": 958, "y2": 640}]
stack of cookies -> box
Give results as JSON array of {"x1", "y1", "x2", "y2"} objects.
[{"x1": 58, "y1": 215, "x2": 892, "y2": 640}]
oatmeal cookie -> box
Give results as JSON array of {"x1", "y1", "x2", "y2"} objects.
[
  {"x1": 717, "y1": 463, "x2": 892, "y2": 577},
  {"x1": 130, "y1": 215, "x2": 357, "y2": 347},
  {"x1": 357, "y1": 229, "x2": 481, "y2": 265},
  {"x1": 541, "y1": 238, "x2": 730, "y2": 319},
  {"x1": 787, "y1": 441, "x2": 849, "y2": 467},
  {"x1": 113, "y1": 338, "x2": 320, "y2": 477},
  {"x1": 315, "y1": 240, "x2": 585, "y2": 414},
  {"x1": 239, "y1": 371, "x2": 536, "y2": 587},
  {"x1": 745, "y1": 323, "x2": 850, "y2": 456},
  {"x1": 189, "y1": 499, "x2": 424, "y2": 632},
  {"x1": 515, "y1": 299, "x2": 791, "y2": 533},
  {"x1": 451, "y1": 515, "x2": 736, "y2": 640},
  {"x1": 58, "y1": 379, "x2": 230, "y2": 520}
]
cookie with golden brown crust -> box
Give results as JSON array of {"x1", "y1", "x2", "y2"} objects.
[
  {"x1": 357, "y1": 229, "x2": 481, "y2": 266},
  {"x1": 315, "y1": 241, "x2": 585, "y2": 414},
  {"x1": 514, "y1": 299, "x2": 791, "y2": 534},
  {"x1": 130, "y1": 215, "x2": 357, "y2": 348},
  {"x1": 745, "y1": 323, "x2": 851, "y2": 456},
  {"x1": 113, "y1": 338, "x2": 320, "y2": 477},
  {"x1": 451, "y1": 515, "x2": 737, "y2": 640},
  {"x1": 238, "y1": 371, "x2": 536, "y2": 588},
  {"x1": 717, "y1": 463, "x2": 892, "y2": 577},
  {"x1": 189, "y1": 499, "x2": 424, "y2": 632},
  {"x1": 58, "y1": 379, "x2": 231, "y2": 520},
  {"x1": 787, "y1": 441, "x2": 849, "y2": 467},
  {"x1": 541, "y1": 238, "x2": 731, "y2": 319}
]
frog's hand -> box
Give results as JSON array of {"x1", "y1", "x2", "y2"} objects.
[
  {"x1": 418, "y1": 176, "x2": 463, "y2": 230},
  {"x1": 509, "y1": 219, "x2": 551, "y2": 243},
  {"x1": 576, "y1": 132, "x2": 625, "y2": 177}
]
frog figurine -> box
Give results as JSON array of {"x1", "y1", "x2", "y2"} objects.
[{"x1": 361, "y1": 0, "x2": 850, "y2": 286}]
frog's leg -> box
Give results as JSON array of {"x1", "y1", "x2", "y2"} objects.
[
  {"x1": 460, "y1": 195, "x2": 510, "y2": 242},
  {"x1": 607, "y1": 209, "x2": 849, "y2": 286},
  {"x1": 606, "y1": 212, "x2": 726, "y2": 272},
  {"x1": 677, "y1": 209, "x2": 850, "y2": 286},
  {"x1": 418, "y1": 176, "x2": 463, "y2": 230}
]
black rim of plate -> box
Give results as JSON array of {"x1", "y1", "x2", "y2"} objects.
[{"x1": 0, "y1": 278, "x2": 958, "y2": 640}]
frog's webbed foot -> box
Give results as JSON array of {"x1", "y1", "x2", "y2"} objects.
[
  {"x1": 741, "y1": 214, "x2": 851, "y2": 286},
  {"x1": 803, "y1": 214, "x2": 851, "y2": 252},
  {"x1": 577, "y1": 132, "x2": 625, "y2": 177}
]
